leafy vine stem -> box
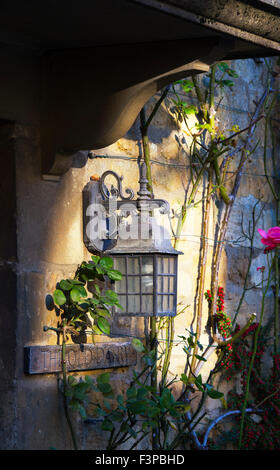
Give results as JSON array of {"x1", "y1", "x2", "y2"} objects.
[{"x1": 44, "y1": 58, "x2": 280, "y2": 450}]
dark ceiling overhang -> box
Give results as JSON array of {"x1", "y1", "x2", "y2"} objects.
[{"x1": 0, "y1": 0, "x2": 279, "y2": 177}]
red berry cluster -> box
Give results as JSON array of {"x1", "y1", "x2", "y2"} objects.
[{"x1": 205, "y1": 287, "x2": 233, "y2": 374}]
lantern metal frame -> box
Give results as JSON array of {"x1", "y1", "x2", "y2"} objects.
[{"x1": 83, "y1": 162, "x2": 182, "y2": 317}]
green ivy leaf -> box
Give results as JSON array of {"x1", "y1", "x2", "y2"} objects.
[
  {"x1": 107, "y1": 269, "x2": 122, "y2": 281},
  {"x1": 127, "y1": 400, "x2": 146, "y2": 415},
  {"x1": 97, "y1": 407, "x2": 107, "y2": 417},
  {"x1": 160, "y1": 388, "x2": 174, "y2": 409},
  {"x1": 53, "y1": 289, "x2": 67, "y2": 306},
  {"x1": 117, "y1": 395, "x2": 125, "y2": 410},
  {"x1": 103, "y1": 399, "x2": 111, "y2": 410},
  {"x1": 195, "y1": 374, "x2": 204, "y2": 393},
  {"x1": 104, "y1": 289, "x2": 118, "y2": 300},
  {"x1": 126, "y1": 386, "x2": 137, "y2": 400},
  {"x1": 96, "y1": 266, "x2": 105, "y2": 275},
  {"x1": 205, "y1": 384, "x2": 224, "y2": 399},
  {"x1": 97, "y1": 317, "x2": 110, "y2": 335},
  {"x1": 222, "y1": 79, "x2": 234, "y2": 87},
  {"x1": 91, "y1": 323, "x2": 103, "y2": 335},
  {"x1": 97, "y1": 382, "x2": 113, "y2": 395},
  {"x1": 95, "y1": 285, "x2": 101, "y2": 295},
  {"x1": 70, "y1": 279, "x2": 85, "y2": 285},
  {"x1": 218, "y1": 62, "x2": 229, "y2": 71},
  {"x1": 132, "y1": 338, "x2": 145, "y2": 352},
  {"x1": 184, "y1": 105, "x2": 197, "y2": 115},
  {"x1": 180, "y1": 373, "x2": 189, "y2": 385},
  {"x1": 97, "y1": 372, "x2": 110, "y2": 384},
  {"x1": 102, "y1": 419, "x2": 114, "y2": 432},
  {"x1": 84, "y1": 375, "x2": 94, "y2": 386},
  {"x1": 78, "y1": 404, "x2": 87, "y2": 420},
  {"x1": 70, "y1": 286, "x2": 87, "y2": 302},
  {"x1": 99, "y1": 257, "x2": 114, "y2": 270},
  {"x1": 147, "y1": 406, "x2": 161, "y2": 418},
  {"x1": 96, "y1": 308, "x2": 111, "y2": 318},
  {"x1": 59, "y1": 279, "x2": 73, "y2": 291},
  {"x1": 195, "y1": 354, "x2": 207, "y2": 362},
  {"x1": 68, "y1": 375, "x2": 77, "y2": 386},
  {"x1": 137, "y1": 387, "x2": 148, "y2": 400},
  {"x1": 120, "y1": 422, "x2": 129, "y2": 433},
  {"x1": 187, "y1": 336, "x2": 195, "y2": 348},
  {"x1": 181, "y1": 79, "x2": 194, "y2": 93},
  {"x1": 195, "y1": 123, "x2": 213, "y2": 133},
  {"x1": 174, "y1": 402, "x2": 190, "y2": 413},
  {"x1": 111, "y1": 411, "x2": 123, "y2": 422},
  {"x1": 89, "y1": 298, "x2": 99, "y2": 306},
  {"x1": 227, "y1": 69, "x2": 239, "y2": 78}
]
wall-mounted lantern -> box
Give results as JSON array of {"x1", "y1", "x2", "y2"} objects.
[{"x1": 83, "y1": 163, "x2": 182, "y2": 317}]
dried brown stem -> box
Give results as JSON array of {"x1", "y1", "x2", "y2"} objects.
[
  {"x1": 189, "y1": 168, "x2": 213, "y2": 376},
  {"x1": 209, "y1": 89, "x2": 268, "y2": 338}
]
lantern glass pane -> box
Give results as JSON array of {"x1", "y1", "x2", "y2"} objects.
[
  {"x1": 157, "y1": 295, "x2": 171, "y2": 314},
  {"x1": 142, "y1": 294, "x2": 153, "y2": 314},
  {"x1": 127, "y1": 276, "x2": 140, "y2": 293},
  {"x1": 155, "y1": 255, "x2": 177, "y2": 316},
  {"x1": 164, "y1": 258, "x2": 169, "y2": 273},
  {"x1": 142, "y1": 256, "x2": 153, "y2": 275},
  {"x1": 157, "y1": 257, "x2": 163, "y2": 274},
  {"x1": 114, "y1": 257, "x2": 126, "y2": 294},
  {"x1": 157, "y1": 256, "x2": 176, "y2": 275},
  {"x1": 127, "y1": 257, "x2": 140, "y2": 275},
  {"x1": 113, "y1": 254, "x2": 177, "y2": 316},
  {"x1": 167, "y1": 257, "x2": 173, "y2": 273},
  {"x1": 142, "y1": 276, "x2": 153, "y2": 293},
  {"x1": 157, "y1": 295, "x2": 162, "y2": 313},
  {"x1": 169, "y1": 276, "x2": 174, "y2": 293},
  {"x1": 157, "y1": 274, "x2": 173, "y2": 294},
  {"x1": 169, "y1": 295, "x2": 175, "y2": 311},
  {"x1": 114, "y1": 257, "x2": 126, "y2": 275},
  {"x1": 128, "y1": 295, "x2": 140, "y2": 313},
  {"x1": 116, "y1": 295, "x2": 127, "y2": 313},
  {"x1": 162, "y1": 295, "x2": 168, "y2": 312},
  {"x1": 116, "y1": 275, "x2": 126, "y2": 294}
]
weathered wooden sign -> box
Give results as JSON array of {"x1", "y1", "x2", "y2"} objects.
[{"x1": 24, "y1": 342, "x2": 137, "y2": 375}]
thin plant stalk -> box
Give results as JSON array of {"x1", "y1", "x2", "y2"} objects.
[
  {"x1": 265, "y1": 101, "x2": 279, "y2": 353},
  {"x1": 139, "y1": 92, "x2": 171, "y2": 448},
  {"x1": 232, "y1": 201, "x2": 264, "y2": 326},
  {"x1": 274, "y1": 248, "x2": 279, "y2": 353},
  {"x1": 238, "y1": 258, "x2": 274, "y2": 449},
  {"x1": 210, "y1": 89, "x2": 267, "y2": 342},
  {"x1": 189, "y1": 169, "x2": 213, "y2": 376},
  {"x1": 61, "y1": 325, "x2": 78, "y2": 450}
]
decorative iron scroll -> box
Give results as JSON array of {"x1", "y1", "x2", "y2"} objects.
[
  {"x1": 99, "y1": 163, "x2": 170, "y2": 214},
  {"x1": 100, "y1": 170, "x2": 134, "y2": 201}
]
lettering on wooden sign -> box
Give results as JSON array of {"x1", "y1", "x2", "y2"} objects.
[{"x1": 24, "y1": 342, "x2": 137, "y2": 375}]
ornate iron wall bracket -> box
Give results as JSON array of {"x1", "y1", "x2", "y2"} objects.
[{"x1": 99, "y1": 162, "x2": 170, "y2": 215}]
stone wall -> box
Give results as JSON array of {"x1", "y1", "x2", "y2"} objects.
[{"x1": 2, "y1": 57, "x2": 279, "y2": 449}]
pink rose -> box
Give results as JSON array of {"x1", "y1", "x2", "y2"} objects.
[{"x1": 258, "y1": 227, "x2": 280, "y2": 252}]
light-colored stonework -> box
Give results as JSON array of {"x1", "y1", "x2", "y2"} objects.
[{"x1": 11, "y1": 57, "x2": 280, "y2": 449}]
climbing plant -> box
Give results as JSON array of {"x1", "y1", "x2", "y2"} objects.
[
  {"x1": 44, "y1": 255, "x2": 123, "y2": 449},
  {"x1": 44, "y1": 58, "x2": 280, "y2": 450}
]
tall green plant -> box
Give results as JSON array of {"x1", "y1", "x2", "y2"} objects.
[{"x1": 44, "y1": 255, "x2": 123, "y2": 449}]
